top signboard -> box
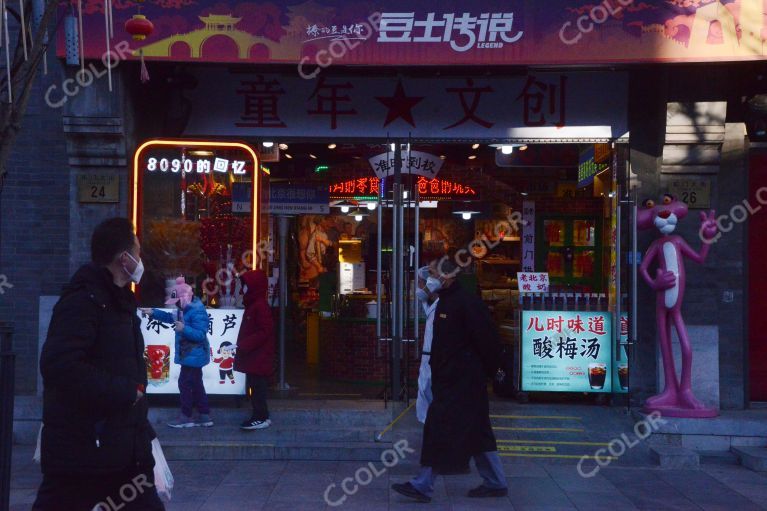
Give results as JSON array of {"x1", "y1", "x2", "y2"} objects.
[{"x1": 60, "y1": 1, "x2": 767, "y2": 67}]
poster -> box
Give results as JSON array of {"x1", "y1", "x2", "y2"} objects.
[
  {"x1": 521, "y1": 200, "x2": 535, "y2": 272},
  {"x1": 139, "y1": 308, "x2": 246, "y2": 395},
  {"x1": 62, "y1": 1, "x2": 767, "y2": 66},
  {"x1": 613, "y1": 315, "x2": 629, "y2": 394},
  {"x1": 521, "y1": 310, "x2": 613, "y2": 393},
  {"x1": 517, "y1": 272, "x2": 549, "y2": 293}
]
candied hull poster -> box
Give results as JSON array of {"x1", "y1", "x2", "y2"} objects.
[{"x1": 59, "y1": 0, "x2": 767, "y2": 66}]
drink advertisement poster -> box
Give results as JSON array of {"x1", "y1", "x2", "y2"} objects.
[
  {"x1": 139, "y1": 309, "x2": 246, "y2": 395},
  {"x1": 613, "y1": 315, "x2": 630, "y2": 394},
  {"x1": 521, "y1": 310, "x2": 613, "y2": 393}
]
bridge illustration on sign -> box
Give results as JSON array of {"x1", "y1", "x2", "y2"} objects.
[{"x1": 134, "y1": 14, "x2": 301, "y2": 61}]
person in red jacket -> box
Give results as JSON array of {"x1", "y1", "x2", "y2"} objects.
[{"x1": 234, "y1": 270, "x2": 275, "y2": 430}]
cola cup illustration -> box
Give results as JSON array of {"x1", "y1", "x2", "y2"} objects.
[
  {"x1": 145, "y1": 345, "x2": 170, "y2": 386},
  {"x1": 588, "y1": 363, "x2": 607, "y2": 390}
]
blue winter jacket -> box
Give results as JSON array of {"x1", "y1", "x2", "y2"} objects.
[{"x1": 152, "y1": 297, "x2": 210, "y2": 368}]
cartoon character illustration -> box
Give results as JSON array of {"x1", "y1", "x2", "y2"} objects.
[
  {"x1": 212, "y1": 341, "x2": 237, "y2": 384},
  {"x1": 638, "y1": 194, "x2": 718, "y2": 417}
]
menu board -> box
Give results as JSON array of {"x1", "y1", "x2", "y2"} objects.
[
  {"x1": 521, "y1": 310, "x2": 613, "y2": 393},
  {"x1": 139, "y1": 308, "x2": 246, "y2": 395}
]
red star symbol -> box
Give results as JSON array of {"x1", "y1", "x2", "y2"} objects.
[{"x1": 375, "y1": 80, "x2": 424, "y2": 127}]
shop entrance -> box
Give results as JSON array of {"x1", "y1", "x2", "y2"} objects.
[
  {"x1": 129, "y1": 137, "x2": 634, "y2": 403},
  {"x1": 263, "y1": 141, "x2": 633, "y2": 403}
]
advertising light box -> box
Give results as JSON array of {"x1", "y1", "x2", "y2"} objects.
[
  {"x1": 139, "y1": 308, "x2": 246, "y2": 395},
  {"x1": 521, "y1": 310, "x2": 613, "y2": 393}
]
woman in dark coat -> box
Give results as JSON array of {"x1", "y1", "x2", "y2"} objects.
[
  {"x1": 392, "y1": 261, "x2": 508, "y2": 503},
  {"x1": 234, "y1": 269, "x2": 275, "y2": 430}
]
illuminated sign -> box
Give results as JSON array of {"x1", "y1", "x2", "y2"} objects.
[
  {"x1": 329, "y1": 176, "x2": 477, "y2": 200},
  {"x1": 146, "y1": 156, "x2": 247, "y2": 174},
  {"x1": 416, "y1": 177, "x2": 477, "y2": 199},
  {"x1": 578, "y1": 144, "x2": 610, "y2": 188},
  {"x1": 521, "y1": 310, "x2": 613, "y2": 393},
  {"x1": 132, "y1": 140, "x2": 260, "y2": 271},
  {"x1": 329, "y1": 177, "x2": 380, "y2": 198}
]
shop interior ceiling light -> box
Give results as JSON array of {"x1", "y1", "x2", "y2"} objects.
[
  {"x1": 188, "y1": 150, "x2": 214, "y2": 157},
  {"x1": 471, "y1": 143, "x2": 480, "y2": 149},
  {"x1": 328, "y1": 143, "x2": 337, "y2": 149},
  {"x1": 366, "y1": 202, "x2": 377, "y2": 211},
  {"x1": 348, "y1": 208, "x2": 369, "y2": 221},
  {"x1": 262, "y1": 141, "x2": 274, "y2": 148},
  {"x1": 278, "y1": 143, "x2": 288, "y2": 150},
  {"x1": 284, "y1": 153, "x2": 292, "y2": 159},
  {"x1": 453, "y1": 210, "x2": 480, "y2": 220},
  {"x1": 468, "y1": 155, "x2": 477, "y2": 159},
  {"x1": 309, "y1": 153, "x2": 317, "y2": 159},
  {"x1": 334, "y1": 200, "x2": 355, "y2": 213},
  {"x1": 490, "y1": 143, "x2": 526, "y2": 154}
]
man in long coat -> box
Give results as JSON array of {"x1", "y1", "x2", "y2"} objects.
[{"x1": 392, "y1": 258, "x2": 508, "y2": 503}]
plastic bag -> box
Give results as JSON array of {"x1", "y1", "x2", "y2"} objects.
[
  {"x1": 152, "y1": 438, "x2": 174, "y2": 501},
  {"x1": 33, "y1": 423, "x2": 43, "y2": 464}
]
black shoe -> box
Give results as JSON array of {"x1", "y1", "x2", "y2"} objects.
[
  {"x1": 391, "y1": 482, "x2": 431, "y2": 503},
  {"x1": 467, "y1": 485, "x2": 509, "y2": 498}
]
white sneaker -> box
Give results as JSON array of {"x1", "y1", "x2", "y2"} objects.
[{"x1": 240, "y1": 418, "x2": 271, "y2": 430}]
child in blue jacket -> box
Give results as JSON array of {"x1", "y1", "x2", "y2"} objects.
[{"x1": 141, "y1": 277, "x2": 212, "y2": 428}]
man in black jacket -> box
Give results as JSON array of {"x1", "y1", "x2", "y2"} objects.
[
  {"x1": 392, "y1": 257, "x2": 507, "y2": 503},
  {"x1": 33, "y1": 218, "x2": 165, "y2": 511}
]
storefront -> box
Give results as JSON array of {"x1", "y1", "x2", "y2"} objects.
[{"x1": 40, "y1": 0, "x2": 762, "y2": 408}]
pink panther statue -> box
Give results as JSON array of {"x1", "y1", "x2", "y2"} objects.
[{"x1": 638, "y1": 193, "x2": 718, "y2": 418}]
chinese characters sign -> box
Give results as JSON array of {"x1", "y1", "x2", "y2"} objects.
[
  {"x1": 521, "y1": 200, "x2": 535, "y2": 273},
  {"x1": 146, "y1": 156, "x2": 247, "y2": 175},
  {"x1": 521, "y1": 311, "x2": 613, "y2": 393},
  {"x1": 517, "y1": 272, "x2": 549, "y2": 293},
  {"x1": 62, "y1": 1, "x2": 767, "y2": 66},
  {"x1": 378, "y1": 12, "x2": 523, "y2": 52},
  {"x1": 139, "y1": 309, "x2": 246, "y2": 395},
  {"x1": 368, "y1": 151, "x2": 443, "y2": 179},
  {"x1": 269, "y1": 184, "x2": 330, "y2": 214},
  {"x1": 183, "y1": 71, "x2": 627, "y2": 141},
  {"x1": 328, "y1": 176, "x2": 477, "y2": 200}
]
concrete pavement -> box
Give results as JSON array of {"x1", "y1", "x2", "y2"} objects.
[{"x1": 10, "y1": 444, "x2": 767, "y2": 510}]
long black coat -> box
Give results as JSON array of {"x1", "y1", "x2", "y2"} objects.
[
  {"x1": 39, "y1": 264, "x2": 155, "y2": 476},
  {"x1": 420, "y1": 281, "x2": 501, "y2": 469}
]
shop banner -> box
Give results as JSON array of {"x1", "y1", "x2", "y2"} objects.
[
  {"x1": 60, "y1": 1, "x2": 767, "y2": 66},
  {"x1": 182, "y1": 71, "x2": 627, "y2": 141},
  {"x1": 521, "y1": 310, "x2": 613, "y2": 393},
  {"x1": 521, "y1": 201, "x2": 535, "y2": 272},
  {"x1": 269, "y1": 184, "x2": 330, "y2": 215},
  {"x1": 140, "y1": 308, "x2": 246, "y2": 395},
  {"x1": 369, "y1": 151, "x2": 443, "y2": 179}
]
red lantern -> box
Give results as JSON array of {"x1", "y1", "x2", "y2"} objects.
[{"x1": 125, "y1": 14, "x2": 154, "y2": 41}]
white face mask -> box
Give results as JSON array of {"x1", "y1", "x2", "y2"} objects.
[
  {"x1": 416, "y1": 287, "x2": 429, "y2": 302},
  {"x1": 242, "y1": 284, "x2": 248, "y2": 295},
  {"x1": 426, "y1": 276, "x2": 442, "y2": 293},
  {"x1": 123, "y1": 252, "x2": 145, "y2": 284}
]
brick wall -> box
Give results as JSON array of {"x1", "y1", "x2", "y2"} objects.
[
  {"x1": 319, "y1": 319, "x2": 421, "y2": 382},
  {"x1": 0, "y1": 51, "x2": 71, "y2": 394}
]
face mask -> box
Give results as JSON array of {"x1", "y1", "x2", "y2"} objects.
[
  {"x1": 242, "y1": 284, "x2": 248, "y2": 295},
  {"x1": 426, "y1": 276, "x2": 442, "y2": 293},
  {"x1": 416, "y1": 288, "x2": 429, "y2": 302},
  {"x1": 123, "y1": 252, "x2": 144, "y2": 284}
]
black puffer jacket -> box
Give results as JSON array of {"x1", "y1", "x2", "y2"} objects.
[{"x1": 39, "y1": 263, "x2": 155, "y2": 476}]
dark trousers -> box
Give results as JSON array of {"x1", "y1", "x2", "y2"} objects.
[
  {"x1": 179, "y1": 366, "x2": 210, "y2": 417},
  {"x1": 33, "y1": 467, "x2": 165, "y2": 511},
  {"x1": 246, "y1": 374, "x2": 269, "y2": 421}
]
